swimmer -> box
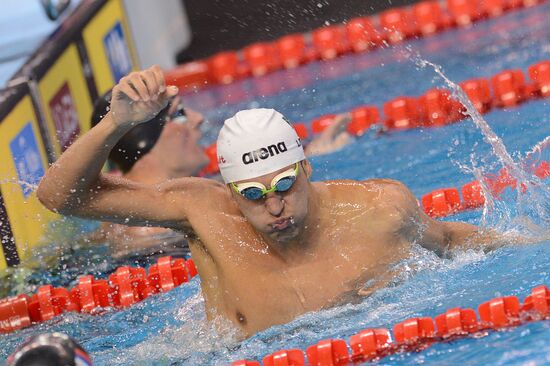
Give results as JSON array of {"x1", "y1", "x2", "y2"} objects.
[
  {"x1": 87, "y1": 91, "x2": 209, "y2": 259},
  {"x1": 87, "y1": 91, "x2": 349, "y2": 260},
  {"x1": 304, "y1": 113, "x2": 353, "y2": 156},
  {"x1": 37, "y1": 66, "x2": 513, "y2": 337},
  {"x1": 7, "y1": 332, "x2": 93, "y2": 366}
]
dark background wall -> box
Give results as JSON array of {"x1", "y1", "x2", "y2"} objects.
[{"x1": 177, "y1": 0, "x2": 421, "y2": 63}]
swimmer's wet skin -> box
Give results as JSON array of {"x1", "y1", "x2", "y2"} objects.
[{"x1": 36, "y1": 66, "x2": 512, "y2": 338}]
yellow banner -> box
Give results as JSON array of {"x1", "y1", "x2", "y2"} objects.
[
  {"x1": 0, "y1": 96, "x2": 58, "y2": 269},
  {"x1": 37, "y1": 44, "x2": 93, "y2": 157},
  {"x1": 82, "y1": 0, "x2": 139, "y2": 97}
]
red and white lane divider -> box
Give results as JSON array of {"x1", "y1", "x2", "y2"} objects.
[
  {"x1": 165, "y1": 0, "x2": 548, "y2": 90},
  {"x1": 231, "y1": 284, "x2": 550, "y2": 366},
  {"x1": 422, "y1": 161, "x2": 550, "y2": 217},
  {"x1": 0, "y1": 256, "x2": 197, "y2": 333},
  {"x1": 198, "y1": 59, "x2": 550, "y2": 177}
]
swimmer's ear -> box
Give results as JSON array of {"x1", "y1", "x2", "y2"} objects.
[{"x1": 301, "y1": 160, "x2": 312, "y2": 179}]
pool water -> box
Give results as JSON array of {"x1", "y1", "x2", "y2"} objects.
[{"x1": 2, "y1": 4, "x2": 550, "y2": 366}]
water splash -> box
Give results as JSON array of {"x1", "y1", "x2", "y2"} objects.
[
  {"x1": 0, "y1": 178, "x2": 39, "y2": 193},
  {"x1": 408, "y1": 51, "x2": 550, "y2": 234}
]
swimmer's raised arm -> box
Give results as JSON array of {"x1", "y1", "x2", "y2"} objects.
[{"x1": 37, "y1": 66, "x2": 213, "y2": 231}]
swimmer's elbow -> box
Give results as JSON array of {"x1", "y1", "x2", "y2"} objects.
[
  {"x1": 36, "y1": 179, "x2": 61, "y2": 213},
  {"x1": 36, "y1": 178, "x2": 79, "y2": 215},
  {"x1": 37, "y1": 185, "x2": 69, "y2": 215}
]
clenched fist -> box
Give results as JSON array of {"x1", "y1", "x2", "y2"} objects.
[{"x1": 108, "y1": 65, "x2": 179, "y2": 128}]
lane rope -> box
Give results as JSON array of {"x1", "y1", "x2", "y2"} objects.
[{"x1": 231, "y1": 284, "x2": 550, "y2": 366}]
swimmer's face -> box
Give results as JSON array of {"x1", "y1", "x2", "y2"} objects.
[
  {"x1": 230, "y1": 160, "x2": 313, "y2": 243},
  {"x1": 154, "y1": 98, "x2": 209, "y2": 176}
]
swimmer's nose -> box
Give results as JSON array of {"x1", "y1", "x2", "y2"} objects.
[{"x1": 265, "y1": 193, "x2": 284, "y2": 217}]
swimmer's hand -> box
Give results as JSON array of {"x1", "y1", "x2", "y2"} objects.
[
  {"x1": 108, "y1": 65, "x2": 179, "y2": 127},
  {"x1": 305, "y1": 113, "x2": 352, "y2": 157}
]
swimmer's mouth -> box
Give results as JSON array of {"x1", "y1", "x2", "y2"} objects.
[{"x1": 270, "y1": 217, "x2": 293, "y2": 231}]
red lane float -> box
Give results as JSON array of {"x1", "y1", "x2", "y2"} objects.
[
  {"x1": 447, "y1": 0, "x2": 483, "y2": 26},
  {"x1": 209, "y1": 51, "x2": 240, "y2": 84},
  {"x1": 232, "y1": 362, "x2": 261, "y2": 366},
  {"x1": 186, "y1": 258, "x2": 198, "y2": 277},
  {"x1": 349, "y1": 328, "x2": 391, "y2": 362},
  {"x1": 108, "y1": 267, "x2": 152, "y2": 307},
  {"x1": 461, "y1": 180, "x2": 485, "y2": 208},
  {"x1": 164, "y1": 61, "x2": 210, "y2": 91},
  {"x1": 262, "y1": 349, "x2": 305, "y2": 366},
  {"x1": 412, "y1": 1, "x2": 446, "y2": 36},
  {"x1": 310, "y1": 107, "x2": 379, "y2": 137},
  {"x1": 535, "y1": 161, "x2": 550, "y2": 179},
  {"x1": 528, "y1": 60, "x2": 550, "y2": 98},
  {"x1": 383, "y1": 97, "x2": 421, "y2": 130},
  {"x1": 393, "y1": 317, "x2": 435, "y2": 345},
  {"x1": 0, "y1": 256, "x2": 198, "y2": 334},
  {"x1": 166, "y1": 2, "x2": 548, "y2": 88},
  {"x1": 491, "y1": 69, "x2": 527, "y2": 108},
  {"x1": 311, "y1": 114, "x2": 337, "y2": 134},
  {"x1": 312, "y1": 26, "x2": 348, "y2": 60},
  {"x1": 148, "y1": 256, "x2": 189, "y2": 293},
  {"x1": 345, "y1": 17, "x2": 381, "y2": 52},
  {"x1": 418, "y1": 88, "x2": 464, "y2": 126},
  {"x1": 459, "y1": 78, "x2": 493, "y2": 114},
  {"x1": 423, "y1": 160, "x2": 550, "y2": 218},
  {"x1": 348, "y1": 106, "x2": 379, "y2": 136},
  {"x1": 478, "y1": 296, "x2": 521, "y2": 328},
  {"x1": 482, "y1": 0, "x2": 508, "y2": 17},
  {"x1": 307, "y1": 59, "x2": 548, "y2": 137},
  {"x1": 380, "y1": 8, "x2": 416, "y2": 43},
  {"x1": 306, "y1": 339, "x2": 349, "y2": 366},
  {"x1": 244, "y1": 42, "x2": 281, "y2": 77},
  {"x1": 522, "y1": 285, "x2": 550, "y2": 318},
  {"x1": 435, "y1": 307, "x2": 479, "y2": 337},
  {"x1": 0, "y1": 295, "x2": 31, "y2": 333},
  {"x1": 70, "y1": 275, "x2": 112, "y2": 313},
  {"x1": 28, "y1": 285, "x2": 79, "y2": 322},
  {"x1": 421, "y1": 188, "x2": 461, "y2": 217},
  {"x1": 231, "y1": 285, "x2": 550, "y2": 366},
  {"x1": 293, "y1": 123, "x2": 309, "y2": 140},
  {"x1": 276, "y1": 35, "x2": 307, "y2": 69},
  {"x1": 200, "y1": 143, "x2": 220, "y2": 176}
]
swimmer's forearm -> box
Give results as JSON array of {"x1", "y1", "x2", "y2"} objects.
[
  {"x1": 445, "y1": 221, "x2": 525, "y2": 253},
  {"x1": 37, "y1": 113, "x2": 134, "y2": 213}
]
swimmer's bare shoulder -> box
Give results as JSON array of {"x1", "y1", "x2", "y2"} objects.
[
  {"x1": 319, "y1": 177, "x2": 415, "y2": 210},
  {"x1": 356, "y1": 178, "x2": 504, "y2": 255},
  {"x1": 322, "y1": 178, "x2": 439, "y2": 244}
]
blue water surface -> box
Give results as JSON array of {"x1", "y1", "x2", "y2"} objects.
[{"x1": 1, "y1": 4, "x2": 550, "y2": 366}]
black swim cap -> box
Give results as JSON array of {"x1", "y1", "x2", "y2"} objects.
[
  {"x1": 7, "y1": 332, "x2": 93, "y2": 366},
  {"x1": 90, "y1": 91, "x2": 169, "y2": 172}
]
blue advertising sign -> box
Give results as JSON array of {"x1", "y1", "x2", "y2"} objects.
[
  {"x1": 9, "y1": 123, "x2": 45, "y2": 198},
  {"x1": 103, "y1": 21, "x2": 132, "y2": 83}
]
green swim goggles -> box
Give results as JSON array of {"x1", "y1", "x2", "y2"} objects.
[{"x1": 231, "y1": 163, "x2": 299, "y2": 200}]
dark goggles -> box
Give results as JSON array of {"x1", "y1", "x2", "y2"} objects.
[{"x1": 168, "y1": 103, "x2": 187, "y2": 124}]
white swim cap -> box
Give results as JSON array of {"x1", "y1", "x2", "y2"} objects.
[{"x1": 217, "y1": 108, "x2": 305, "y2": 183}]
